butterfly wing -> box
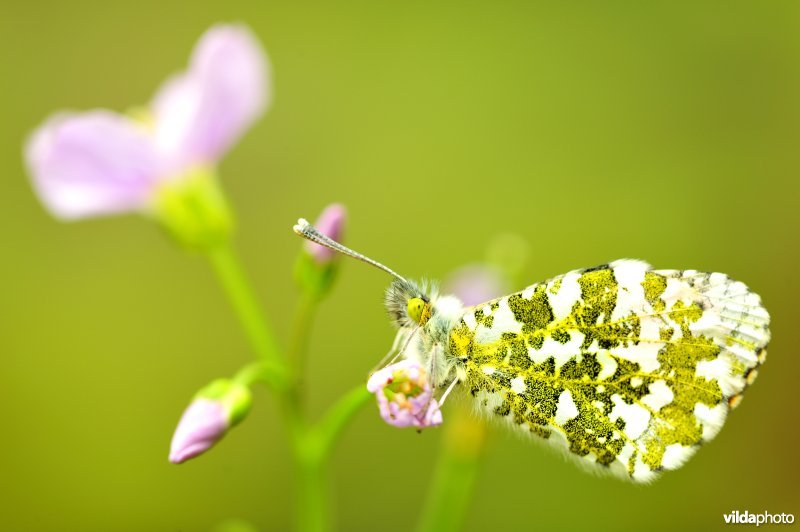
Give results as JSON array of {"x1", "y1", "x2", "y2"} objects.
[{"x1": 448, "y1": 259, "x2": 770, "y2": 482}]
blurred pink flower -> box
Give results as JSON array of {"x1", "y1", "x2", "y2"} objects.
[
  {"x1": 444, "y1": 264, "x2": 509, "y2": 306},
  {"x1": 25, "y1": 24, "x2": 270, "y2": 220},
  {"x1": 367, "y1": 360, "x2": 443, "y2": 429},
  {"x1": 305, "y1": 203, "x2": 346, "y2": 264}
]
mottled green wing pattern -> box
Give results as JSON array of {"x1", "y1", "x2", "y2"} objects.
[{"x1": 448, "y1": 259, "x2": 770, "y2": 482}]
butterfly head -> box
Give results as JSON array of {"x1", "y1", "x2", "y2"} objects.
[
  {"x1": 292, "y1": 217, "x2": 463, "y2": 389},
  {"x1": 292, "y1": 218, "x2": 447, "y2": 327},
  {"x1": 385, "y1": 278, "x2": 437, "y2": 329}
]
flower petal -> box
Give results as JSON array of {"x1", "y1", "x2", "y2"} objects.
[
  {"x1": 152, "y1": 24, "x2": 270, "y2": 171},
  {"x1": 421, "y1": 398, "x2": 443, "y2": 427},
  {"x1": 25, "y1": 110, "x2": 160, "y2": 220}
]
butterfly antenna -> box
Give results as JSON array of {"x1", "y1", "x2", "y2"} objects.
[{"x1": 293, "y1": 218, "x2": 407, "y2": 282}]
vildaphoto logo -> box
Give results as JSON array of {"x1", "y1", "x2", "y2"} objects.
[{"x1": 724, "y1": 511, "x2": 795, "y2": 526}]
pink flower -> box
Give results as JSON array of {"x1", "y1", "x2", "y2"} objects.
[
  {"x1": 305, "y1": 204, "x2": 346, "y2": 264},
  {"x1": 367, "y1": 360, "x2": 443, "y2": 429},
  {"x1": 169, "y1": 379, "x2": 252, "y2": 464},
  {"x1": 444, "y1": 264, "x2": 509, "y2": 307},
  {"x1": 25, "y1": 24, "x2": 270, "y2": 220}
]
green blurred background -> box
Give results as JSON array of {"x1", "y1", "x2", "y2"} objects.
[{"x1": 1, "y1": 1, "x2": 799, "y2": 530}]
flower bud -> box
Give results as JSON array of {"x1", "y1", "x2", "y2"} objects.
[
  {"x1": 367, "y1": 360, "x2": 443, "y2": 429},
  {"x1": 294, "y1": 203, "x2": 346, "y2": 297},
  {"x1": 169, "y1": 379, "x2": 252, "y2": 464},
  {"x1": 304, "y1": 203, "x2": 346, "y2": 264}
]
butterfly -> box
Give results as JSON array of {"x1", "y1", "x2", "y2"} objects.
[{"x1": 294, "y1": 219, "x2": 770, "y2": 482}]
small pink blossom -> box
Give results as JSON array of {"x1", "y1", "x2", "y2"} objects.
[
  {"x1": 367, "y1": 360, "x2": 443, "y2": 429},
  {"x1": 25, "y1": 24, "x2": 270, "y2": 220},
  {"x1": 305, "y1": 204, "x2": 346, "y2": 264}
]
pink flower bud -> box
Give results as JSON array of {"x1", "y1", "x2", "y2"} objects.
[
  {"x1": 169, "y1": 379, "x2": 251, "y2": 464},
  {"x1": 169, "y1": 398, "x2": 229, "y2": 464},
  {"x1": 367, "y1": 360, "x2": 443, "y2": 429},
  {"x1": 304, "y1": 203, "x2": 346, "y2": 264}
]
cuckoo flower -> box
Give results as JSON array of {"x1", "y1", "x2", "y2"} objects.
[
  {"x1": 169, "y1": 379, "x2": 252, "y2": 464},
  {"x1": 24, "y1": 24, "x2": 270, "y2": 245},
  {"x1": 367, "y1": 360, "x2": 443, "y2": 429}
]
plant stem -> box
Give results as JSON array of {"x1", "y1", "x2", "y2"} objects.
[
  {"x1": 416, "y1": 407, "x2": 487, "y2": 532},
  {"x1": 292, "y1": 386, "x2": 370, "y2": 532},
  {"x1": 295, "y1": 440, "x2": 327, "y2": 532},
  {"x1": 206, "y1": 242, "x2": 315, "y2": 531},
  {"x1": 206, "y1": 242, "x2": 288, "y2": 389},
  {"x1": 205, "y1": 241, "x2": 370, "y2": 532},
  {"x1": 289, "y1": 293, "x2": 319, "y2": 390},
  {"x1": 315, "y1": 386, "x2": 372, "y2": 458},
  {"x1": 233, "y1": 360, "x2": 278, "y2": 387}
]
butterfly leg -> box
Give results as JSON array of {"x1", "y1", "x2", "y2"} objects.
[
  {"x1": 438, "y1": 376, "x2": 459, "y2": 406},
  {"x1": 371, "y1": 327, "x2": 411, "y2": 372},
  {"x1": 428, "y1": 342, "x2": 439, "y2": 388}
]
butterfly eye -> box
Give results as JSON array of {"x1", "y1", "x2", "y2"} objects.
[{"x1": 407, "y1": 297, "x2": 431, "y2": 325}]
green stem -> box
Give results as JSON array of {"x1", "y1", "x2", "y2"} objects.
[
  {"x1": 287, "y1": 342, "x2": 370, "y2": 532},
  {"x1": 206, "y1": 242, "x2": 288, "y2": 390},
  {"x1": 315, "y1": 386, "x2": 372, "y2": 458},
  {"x1": 417, "y1": 454, "x2": 479, "y2": 532},
  {"x1": 295, "y1": 444, "x2": 327, "y2": 532},
  {"x1": 289, "y1": 293, "x2": 319, "y2": 389},
  {"x1": 206, "y1": 242, "x2": 316, "y2": 531},
  {"x1": 233, "y1": 361, "x2": 280, "y2": 387},
  {"x1": 205, "y1": 241, "x2": 370, "y2": 532},
  {"x1": 293, "y1": 385, "x2": 370, "y2": 532},
  {"x1": 416, "y1": 409, "x2": 487, "y2": 532}
]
